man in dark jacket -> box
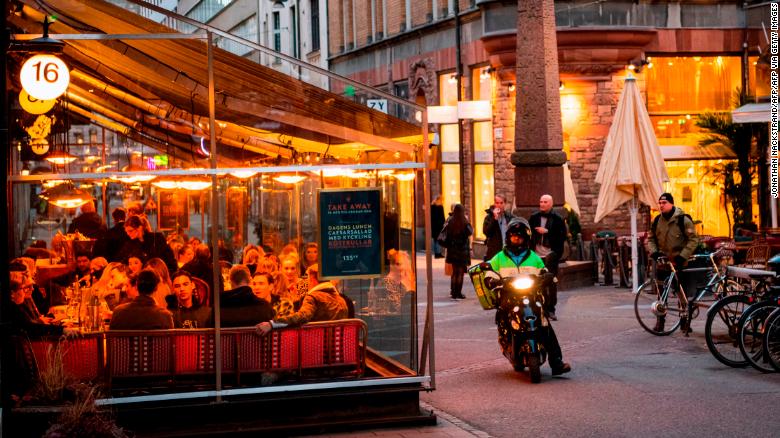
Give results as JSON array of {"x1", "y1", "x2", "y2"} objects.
[
  {"x1": 182, "y1": 243, "x2": 223, "y2": 293},
  {"x1": 109, "y1": 269, "x2": 174, "y2": 330},
  {"x1": 528, "y1": 194, "x2": 567, "y2": 320},
  {"x1": 482, "y1": 195, "x2": 513, "y2": 261},
  {"x1": 93, "y1": 207, "x2": 126, "y2": 260},
  {"x1": 171, "y1": 271, "x2": 212, "y2": 329},
  {"x1": 67, "y1": 201, "x2": 107, "y2": 239},
  {"x1": 220, "y1": 265, "x2": 275, "y2": 327}
]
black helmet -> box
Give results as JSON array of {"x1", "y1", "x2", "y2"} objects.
[{"x1": 505, "y1": 217, "x2": 531, "y2": 241}]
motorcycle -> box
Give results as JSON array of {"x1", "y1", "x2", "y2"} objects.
[{"x1": 469, "y1": 262, "x2": 553, "y2": 383}]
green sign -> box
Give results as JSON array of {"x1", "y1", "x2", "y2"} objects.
[{"x1": 318, "y1": 188, "x2": 383, "y2": 279}]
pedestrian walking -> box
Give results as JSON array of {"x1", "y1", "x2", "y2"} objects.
[
  {"x1": 437, "y1": 204, "x2": 472, "y2": 300},
  {"x1": 431, "y1": 195, "x2": 446, "y2": 259}
]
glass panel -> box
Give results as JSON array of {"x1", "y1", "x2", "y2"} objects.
[
  {"x1": 646, "y1": 56, "x2": 743, "y2": 114},
  {"x1": 439, "y1": 72, "x2": 458, "y2": 106},
  {"x1": 473, "y1": 122, "x2": 493, "y2": 154},
  {"x1": 663, "y1": 160, "x2": 735, "y2": 237},
  {"x1": 650, "y1": 114, "x2": 701, "y2": 146},
  {"x1": 440, "y1": 124, "x2": 460, "y2": 155},
  {"x1": 442, "y1": 164, "x2": 462, "y2": 213},
  {"x1": 748, "y1": 56, "x2": 771, "y2": 100},
  {"x1": 473, "y1": 164, "x2": 494, "y2": 240}
]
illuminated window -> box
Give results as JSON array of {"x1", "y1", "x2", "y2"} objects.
[
  {"x1": 439, "y1": 73, "x2": 460, "y2": 211},
  {"x1": 647, "y1": 56, "x2": 742, "y2": 146},
  {"x1": 472, "y1": 66, "x2": 494, "y2": 239},
  {"x1": 442, "y1": 164, "x2": 461, "y2": 211},
  {"x1": 473, "y1": 165, "x2": 494, "y2": 240}
]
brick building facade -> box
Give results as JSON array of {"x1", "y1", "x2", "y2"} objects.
[{"x1": 328, "y1": 0, "x2": 771, "y2": 243}]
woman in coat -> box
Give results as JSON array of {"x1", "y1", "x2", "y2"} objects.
[{"x1": 438, "y1": 204, "x2": 472, "y2": 299}]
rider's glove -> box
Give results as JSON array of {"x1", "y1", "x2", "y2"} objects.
[
  {"x1": 673, "y1": 255, "x2": 687, "y2": 268},
  {"x1": 650, "y1": 251, "x2": 664, "y2": 261}
]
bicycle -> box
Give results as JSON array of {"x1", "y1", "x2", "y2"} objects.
[
  {"x1": 737, "y1": 287, "x2": 780, "y2": 373},
  {"x1": 704, "y1": 271, "x2": 772, "y2": 368},
  {"x1": 634, "y1": 249, "x2": 741, "y2": 337},
  {"x1": 762, "y1": 304, "x2": 780, "y2": 371}
]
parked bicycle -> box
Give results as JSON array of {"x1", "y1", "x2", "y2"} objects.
[
  {"x1": 704, "y1": 270, "x2": 773, "y2": 368},
  {"x1": 762, "y1": 304, "x2": 780, "y2": 371},
  {"x1": 737, "y1": 286, "x2": 780, "y2": 373},
  {"x1": 634, "y1": 249, "x2": 740, "y2": 337}
]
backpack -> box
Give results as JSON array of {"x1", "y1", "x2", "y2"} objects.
[
  {"x1": 651, "y1": 213, "x2": 706, "y2": 254},
  {"x1": 651, "y1": 213, "x2": 692, "y2": 239}
]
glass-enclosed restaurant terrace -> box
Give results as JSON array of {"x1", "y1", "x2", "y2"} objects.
[{"x1": 3, "y1": 0, "x2": 436, "y2": 415}]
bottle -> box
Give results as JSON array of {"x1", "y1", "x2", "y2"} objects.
[{"x1": 88, "y1": 293, "x2": 100, "y2": 331}]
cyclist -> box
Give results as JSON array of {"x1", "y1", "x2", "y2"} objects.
[{"x1": 646, "y1": 192, "x2": 700, "y2": 331}]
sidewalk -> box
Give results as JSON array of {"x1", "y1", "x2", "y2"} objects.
[{"x1": 299, "y1": 402, "x2": 492, "y2": 438}]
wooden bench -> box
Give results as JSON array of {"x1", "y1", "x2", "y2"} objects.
[{"x1": 19, "y1": 319, "x2": 368, "y2": 392}]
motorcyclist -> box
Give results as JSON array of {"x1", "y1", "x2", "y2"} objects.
[{"x1": 488, "y1": 218, "x2": 571, "y2": 376}]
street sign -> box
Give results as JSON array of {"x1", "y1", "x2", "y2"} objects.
[{"x1": 367, "y1": 99, "x2": 388, "y2": 114}]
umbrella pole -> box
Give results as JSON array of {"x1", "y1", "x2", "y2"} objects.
[{"x1": 631, "y1": 193, "x2": 639, "y2": 293}]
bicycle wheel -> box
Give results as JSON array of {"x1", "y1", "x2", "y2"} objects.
[
  {"x1": 634, "y1": 279, "x2": 683, "y2": 336},
  {"x1": 738, "y1": 303, "x2": 779, "y2": 373},
  {"x1": 763, "y1": 308, "x2": 780, "y2": 371},
  {"x1": 704, "y1": 294, "x2": 750, "y2": 367}
]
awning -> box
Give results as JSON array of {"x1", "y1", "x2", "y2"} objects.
[
  {"x1": 10, "y1": 0, "x2": 424, "y2": 167},
  {"x1": 660, "y1": 144, "x2": 736, "y2": 161},
  {"x1": 732, "y1": 103, "x2": 770, "y2": 124}
]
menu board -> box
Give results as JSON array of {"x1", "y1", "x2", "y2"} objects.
[
  {"x1": 318, "y1": 188, "x2": 383, "y2": 279},
  {"x1": 158, "y1": 190, "x2": 189, "y2": 230}
]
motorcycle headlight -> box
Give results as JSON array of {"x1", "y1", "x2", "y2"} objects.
[
  {"x1": 522, "y1": 298, "x2": 530, "y2": 305},
  {"x1": 511, "y1": 276, "x2": 535, "y2": 290}
]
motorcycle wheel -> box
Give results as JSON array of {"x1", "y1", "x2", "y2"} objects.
[{"x1": 527, "y1": 355, "x2": 542, "y2": 384}]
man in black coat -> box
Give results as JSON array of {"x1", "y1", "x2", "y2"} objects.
[
  {"x1": 482, "y1": 195, "x2": 513, "y2": 261},
  {"x1": 93, "y1": 207, "x2": 126, "y2": 260},
  {"x1": 220, "y1": 265, "x2": 274, "y2": 327},
  {"x1": 67, "y1": 201, "x2": 107, "y2": 239},
  {"x1": 528, "y1": 194, "x2": 567, "y2": 320}
]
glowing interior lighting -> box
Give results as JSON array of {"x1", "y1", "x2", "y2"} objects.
[
  {"x1": 229, "y1": 170, "x2": 259, "y2": 179},
  {"x1": 273, "y1": 175, "x2": 306, "y2": 184}
]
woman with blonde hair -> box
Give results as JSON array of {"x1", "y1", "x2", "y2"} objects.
[
  {"x1": 91, "y1": 262, "x2": 130, "y2": 310},
  {"x1": 144, "y1": 257, "x2": 173, "y2": 308}
]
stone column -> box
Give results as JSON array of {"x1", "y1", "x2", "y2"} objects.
[{"x1": 511, "y1": 0, "x2": 566, "y2": 217}]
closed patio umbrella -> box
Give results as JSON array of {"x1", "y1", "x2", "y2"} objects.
[{"x1": 594, "y1": 75, "x2": 669, "y2": 292}]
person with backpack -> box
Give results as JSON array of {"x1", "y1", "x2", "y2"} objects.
[{"x1": 646, "y1": 192, "x2": 701, "y2": 331}]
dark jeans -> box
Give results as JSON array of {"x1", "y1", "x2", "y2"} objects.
[
  {"x1": 450, "y1": 263, "x2": 467, "y2": 297},
  {"x1": 542, "y1": 252, "x2": 560, "y2": 314}
]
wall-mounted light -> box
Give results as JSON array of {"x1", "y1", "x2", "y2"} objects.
[
  {"x1": 559, "y1": 81, "x2": 565, "y2": 91},
  {"x1": 508, "y1": 83, "x2": 516, "y2": 92},
  {"x1": 448, "y1": 74, "x2": 458, "y2": 85},
  {"x1": 627, "y1": 58, "x2": 651, "y2": 74}
]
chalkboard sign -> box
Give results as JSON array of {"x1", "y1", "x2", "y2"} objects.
[
  {"x1": 318, "y1": 188, "x2": 383, "y2": 279},
  {"x1": 158, "y1": 190, "x2": 189, "y2": 231}
]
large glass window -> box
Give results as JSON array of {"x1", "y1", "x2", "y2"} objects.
[
  {"x1": 647, "y1": 55, "x2": 756, "y2": 237},
  {"x1": 439, "y1": 73, "x2": 460, "y2": 211},
  {"x1": 471, "y1": 67, "x2": 494, "y2": 240}
]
